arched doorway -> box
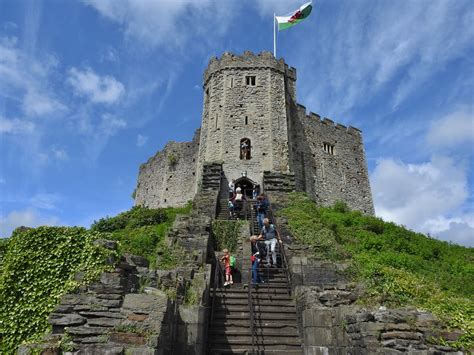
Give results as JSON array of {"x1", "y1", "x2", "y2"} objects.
[{"x1": 234, "y1": 176, "x2": 259, "y2": 199}]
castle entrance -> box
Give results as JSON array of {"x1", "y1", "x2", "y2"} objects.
[{"x1": 234, "y1": 176, "x2": 259, "y2": 199}]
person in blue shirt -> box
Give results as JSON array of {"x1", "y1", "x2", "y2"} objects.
[{"x1": 258, "y1": 218, "x2": 281, "y2": 267}]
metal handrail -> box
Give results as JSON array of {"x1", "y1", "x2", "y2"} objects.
[
  {"x1": 266, "y1": 206, "x2": 293, "y2": 294},
  {"x1": 247, "y1": 267, "x2": 256, "y2": 354},
  {"x1": 208, "y1": 255, "x2": 226, "y2": 354}
]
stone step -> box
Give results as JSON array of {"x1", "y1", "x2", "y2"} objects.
[
  {"x1": 209, "y1": 338, "x2": 302, "y2": 348},
  {"x1": 214, "y1": 298, "x2": 295, "y2": 307},
  {"x1": 210, "y1": 319, "x2": 298, "y2": 329},
  {"x1": 209, "y1": 349, "x2": 302, "y2": 355},
  {"x1": 214, "y1": 305, "x2": 297, "y2": 313},
  {"x1": 212, "y1": 291, "x2": 293, "y2": 300},
  {"x1": 213, "y1": 313, "x2": 298, "y2": 321},
  {"x1": 209, "y1": 325, "x2": 299, "y2": 336}
]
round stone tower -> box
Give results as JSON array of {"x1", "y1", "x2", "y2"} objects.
[{"x1": 196, "y1": 51, "x2": 297, "y2": 191}]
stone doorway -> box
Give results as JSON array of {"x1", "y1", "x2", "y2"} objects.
[{"x1": 234, "y1": 176, "x2": 259, "y2": 199}]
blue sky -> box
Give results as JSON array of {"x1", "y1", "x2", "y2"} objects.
[{"x1": 0, "y1": 0, "x2": 473, "y2": 246}]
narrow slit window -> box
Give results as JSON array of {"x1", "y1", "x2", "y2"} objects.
[
  {"x1": 245, "y1": 76, "x2": 256, "y2": 86},
  {"x1": 245, "y1": 116, "x2": 248, "y2": 125},
  {"x1": 323, "y1": 142, "x2": 335, "y2": 155}
]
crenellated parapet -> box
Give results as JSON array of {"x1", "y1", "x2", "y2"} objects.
[
  {"x1": 295, "y1": 103, "x2": 363, "y2": 138},
  {"x1": 203, "y1": 51, "x2": 297, "y2": 86}
]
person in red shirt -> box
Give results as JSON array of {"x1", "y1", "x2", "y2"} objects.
[{"x1": 220, "y1": 248, "x2": 233, "y2": 286}]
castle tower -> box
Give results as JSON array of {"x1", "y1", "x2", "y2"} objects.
[
  {"x1": 196, "y1": 51, "x2": 296, "y2": 191},
  {"x1": 134, "y1": 51, "x2": 374, "y2": 215}
]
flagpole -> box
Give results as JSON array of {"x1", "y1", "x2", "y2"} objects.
[{"x1": 273, "y1": 13, "x2": 276, "y2": 57}]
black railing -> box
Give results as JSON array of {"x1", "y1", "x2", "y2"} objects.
[
  {"x1": 265, "y1": 206, "x2": 293, "y2": 294},
  {"x1": 208, "y1": 255, "x2": 226, "y2": 354},
  {"x1": 247, "y1": 268, "x2": 256, "y2": 354}
]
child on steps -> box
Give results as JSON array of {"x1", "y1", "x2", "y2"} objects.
[{"x1": 220, "y1": 249, "x2": 234, "y2": 286}]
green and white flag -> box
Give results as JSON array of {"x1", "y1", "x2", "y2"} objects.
[{"x1": 275, "y1": 2, "x2": 313, "y2": 31}]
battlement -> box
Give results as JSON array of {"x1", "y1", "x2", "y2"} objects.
[
  {"x1": 296, "y1": 103, "x2": 362, "y2": 136},
  {"x1": 204, "y1": 51, "x2": 297, "y2": 85}
]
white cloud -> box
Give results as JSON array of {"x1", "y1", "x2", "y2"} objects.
[
  {"x1": 136, "y1": 134, "x2": 148, "y2": 147},
  {"x1": 371, "y1": 155, "x2": 473, "y2": 246},
  {"x1": 426, "y1": 108, "x2": 474, "y2": 149},
  {"x1": 82, "y1": 0, "x2": 238, "y2": 49},
  {"x1": 67, "y1": 67, "x2": 125, "y2": 104},
  {"x1": 0, "y1": 36, "x2": 65, "y2": 118},
  {"x1": 0, "y1": 208, "x2": 59, "y2": 237},
  {"x1": 0, "y1": 117, "x2": 34, "y2": 134}
]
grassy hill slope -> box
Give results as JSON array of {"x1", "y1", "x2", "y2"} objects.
[{"x1": 278, "y1": 193, "x2": 473, "y2": 349}]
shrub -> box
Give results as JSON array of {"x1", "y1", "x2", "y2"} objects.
[
  {"x1": 91, "y1": 206, "x2": 167, "y2": 232},
  {"x1": 212, "y1": 220, "x2": 244, "y2": 252}
]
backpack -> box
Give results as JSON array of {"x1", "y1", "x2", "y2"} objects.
[{"x1": 230, "y1": 255, "x2": 236, "y2": 267}]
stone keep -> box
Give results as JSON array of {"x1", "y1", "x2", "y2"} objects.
[{"x1": 135, "y1": 51, "x2": 374, "y2": 215}]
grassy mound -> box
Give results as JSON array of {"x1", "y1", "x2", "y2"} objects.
[{"x1": 278, "y1": 193, "x2": 473, "y2": 349}]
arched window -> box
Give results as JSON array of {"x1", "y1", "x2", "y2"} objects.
[{"x1": 240, "y1": 138, "x2": 251, "y2": 160}]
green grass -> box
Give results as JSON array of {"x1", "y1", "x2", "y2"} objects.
[{"x1": 278, "y1": 193, "x2": 474, "y2": 349}]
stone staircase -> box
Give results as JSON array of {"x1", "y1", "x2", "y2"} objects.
[
  {"x1": 208, "y1": 269, "x2": 302, "y2": 354},
  {"x1": 209, "y1": 194, "x2": 302, "y2": 354},
  {"x1": 201, "y1": 163, "x2": 223, "y2": 191}
]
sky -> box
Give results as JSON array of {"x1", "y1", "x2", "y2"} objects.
[{"x1": 0, "y1": 0, "x2": 473, "y2": 247}]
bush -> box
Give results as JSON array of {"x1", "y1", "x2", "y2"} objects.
[
  {"x1": 100, "y1": 204, "x2": 192, "y2": 268},
  {"x1": 212, "y1": 220, "x2": 244, "y2": 253},
  {"x1": 91, "y1": 206, "x2": 167, "y2": 233},
  {"x1": 0, "y1": 227, "x2": 116, "y2": 353}
]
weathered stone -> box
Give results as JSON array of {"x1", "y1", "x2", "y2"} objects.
[
  {"x1": 109, "y1": 332, "x2": 147, "y2": 345},
  {"x1": 54, "y1": 304, "x2": 74, "y2": 313},
  {"x1": 100, "y1": 272, "x2": 126, "y2": 287},
  {"x1": 355, "y1": 311, "x2": 375, "y2": 323},
  {"x1": 78, "y1": 311, "x2": 125, "y2": 319},
  {"x1": 359, "y1": 322, "x2": 385, "y2": 332},
  {"x1": 77, "y1": 344, "x2": 124, "y2": 355},
  {"x1": 61, "y1": 294, "x2": 97, "y2": 305},
  {"x1": 87, "y1": 317, "x2": 122, "y2": 327},
  {"x1": 98, "y1": 299, "x2": 122, "y2": 308},
  {"x1": 121, "y1": 293, "x2": 167, "y2": 314},
  {"x1": 127, "y1": 314, "x2": 149, "y2": 322},
  {"x1": 49, "y1": 313, "x2": 86, "y2": 326},
  {"x1": 124, "y1": 254, "x2": 149, "y2": 267},
  {"x1": 96, "y1": 293, "x2": 123, "y2": 300},
  {"x1": 66, "y1": 326, "x2": 109, "y2": 336},
  {"x1": 77, "y1": 336, "x2": 108, "y2": 344},
  {"x1": 384, "y1": 322, "x2": 412, "y2": 331},
  {"x1": 382, "y1": 331, "x2": 423, "y2": 341}
]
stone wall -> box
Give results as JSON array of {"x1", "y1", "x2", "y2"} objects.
[
  {"x1": 288, "y1": 103, "x2": 374, "y2": 215},
  {"x1": 196, "y1": 51, "x2": 295, "y2": 191},
  {"x1": 290, "y1": 258, "x2": 466, "y2": 355},
  {"x1": 135, "y1": 129, "x2": 200, "y2": 208}
]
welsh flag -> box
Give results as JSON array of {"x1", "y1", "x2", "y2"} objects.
[{"x1": 275, "y1": 2, "x2": 313, "y2": 31}]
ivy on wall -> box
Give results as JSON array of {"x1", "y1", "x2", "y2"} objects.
[
  {"x1": 212, "y1": 220, "x2": 244, "y2": 253},
  {"x1": 0, "y1": 227, "x2": 117, "y2": 353}
]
